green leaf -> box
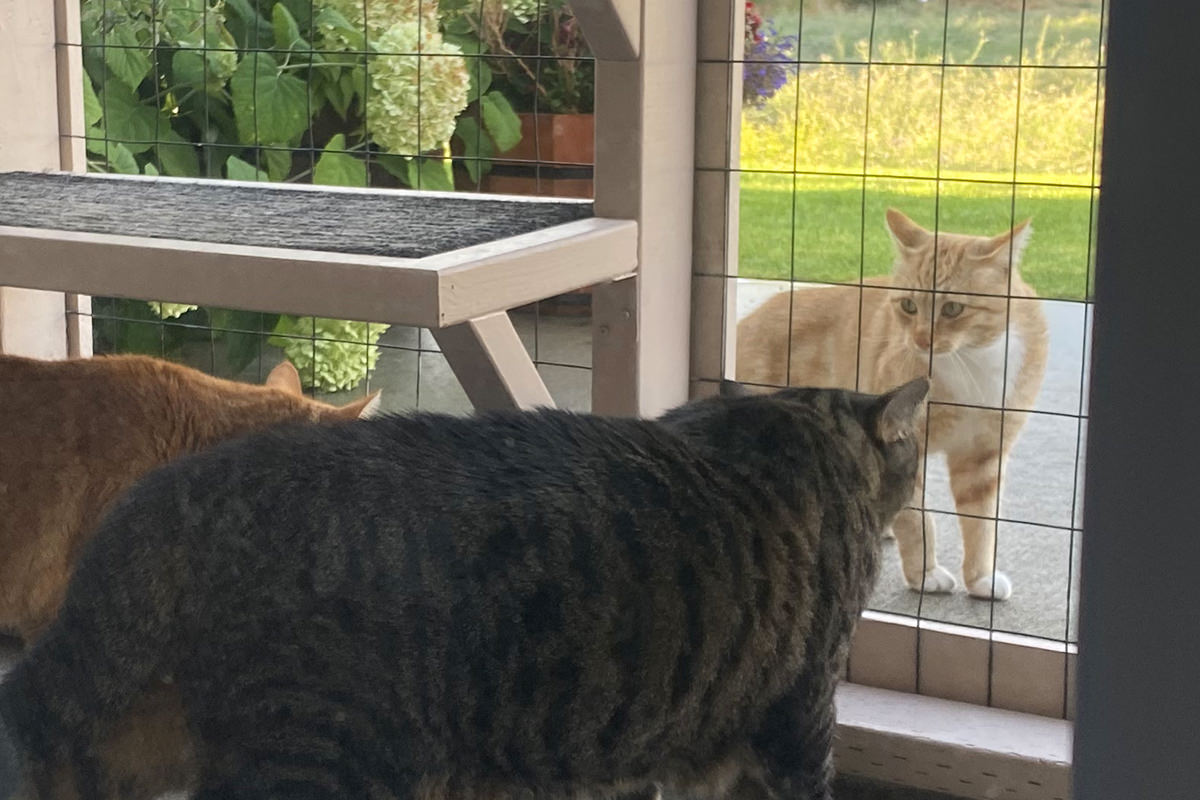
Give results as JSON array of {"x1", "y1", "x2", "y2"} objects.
[
  {"x1": 272, "y1": 4, "x2": 305, "y2": 53},
  {"x1": 453, "y1": 116, "x2": 495, "y2": 183},
  {"x1": 226, "y1": 154, "x2": 270, "y2": 182},
  {"x1": 230, "y1": 53, "x2": 311, "y2": 146},
  {"x1": 82, "y1": 77, "x2": 103, "y2": 127},
  {"x1": 375, "y1": 153, "x2": 412, "y2": 184},
  {"x1": 480, "y1": 91, "x2": 522, "y2": 152},
  {"x1": 143, "y1": 162, "x2": 159, "y2": 176},
  {"x1": 104, "y1": 25, "x2": 151, "y2": 90},
  {"x1": 100, "y1": 89, "x2": 164, "y2": 154},
  {"x1": 407, "y1": 157, "x2": 455, "y2": 192},
  {"x1": 172, "y1": 49, "x2": 206, "y2": 88},
  {"x1": 313, "y1": 7, "x2": 365, "y2": 51},
  {"x1": 264, "y1": 148, "x2": 293, "y2": 182},
  {"x1": 223, "y1": 0, "x2": 273, "y2": 49},
  {"x1": 313, "y1": 135, "x2": 366, "y2": 187},
  {"x1": 86, "y1": 139, "x2": 139, "y2": 174},
  {"x1": 465, "y1": 62, "x2": 493, "y2": 105},
  {"x1": 156, "y1": 128, "x2": 201, "y2": 177}
]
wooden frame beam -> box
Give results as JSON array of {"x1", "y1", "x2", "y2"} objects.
[
  {"x1": 570, "y1": 0, "x2": 641, "y2": 61},
  {"x1": 590, "y1": 0, "x2": 696, "y2": 417},
  {"x1": 0, "y1": 0, "x2": 84, "y2": 358},
  {"x1": 431, "y1": 312, "x2": 555, "y2": 410},
  {"x1": 0, "y1": 217, "x2": 637, "y2": 330}
]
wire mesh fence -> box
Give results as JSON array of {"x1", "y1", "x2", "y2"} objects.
[
  {"x1": 69, "y1": 0, "x2": 596, "y2": 412},
  {"x1": 704, "y1": 0, "x2": 1105, "y2": 710}
]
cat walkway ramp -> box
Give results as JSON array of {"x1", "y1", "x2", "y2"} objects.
[{"x1": 0, "y1": 171, "x2": 637, "y2": 410}]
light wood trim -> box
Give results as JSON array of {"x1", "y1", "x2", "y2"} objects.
[
  {"x1": 0, "y1": 225, "x2": 438, "y2": 326},
  {"x1": 53, "y1": 0, "x2": 86, "y2": 172},
  {"x1": 433, "y1": 218, "x2": 638, "y2": 326},
  {"x1": 848, "y1": 611, "x2": 1078, "y2": 720},
  {"x1": 0, "y1": 219, "x2": 636, "y2": 330},
  {"x1": 0, "y1": 0, "x2": 72, "y2": 358},
  {"x1": 54, "y1": 0, "x2": 91, "y2": 356},
  {"x1": 430, "y1": 312, "x2": 555, "y2": 411},
  {"x1": 592, "y1": 274, "x2": 639, "y2": 416},
  {"x1": 592, "y1": 1, "x2": 696, "y2": 417},
  {"x1": 990, "y1": 633, "x2": 1071, "y2": 719},
  {"x1": 570, "y1": 0, "x2": 641, "y2": 61},
  {"x1": 848, "y1": 611, "x2": 918, "y2": 693},
  {"x1": 836, "y1": 683, "x2": 1072, "y2": 800},
  {"x1": 916, "y1": 621, "x2": 991, "y2": 707}
]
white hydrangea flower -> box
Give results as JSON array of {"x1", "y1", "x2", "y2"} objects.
[
  {"x1": 316, "y1": 1, "x2": 469, "y2": 155},
  {"x1": 319, "y1": 0, "x2": 440, "y2": 45},
  {"x1": 148, "y1": 301, "x2": 198, "y2": 319},
  {"x1": 504, "y1": 0, "x2": 545, "y2": 22},
  {"x1": 365, "y1": 21, "x2": 470, "y2": 155}
]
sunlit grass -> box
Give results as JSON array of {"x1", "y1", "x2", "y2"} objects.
[{"x1": 736, "y1": 1, "x2": 1104, "y2": 301}]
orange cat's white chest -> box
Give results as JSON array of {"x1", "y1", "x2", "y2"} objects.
[{"x1": 930, "y1": 331, "x2": 1025, "y2": 410}]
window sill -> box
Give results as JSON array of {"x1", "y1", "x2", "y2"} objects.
[{"x1": 836, "y1": 683, "x2": 1073, "y2": 800}]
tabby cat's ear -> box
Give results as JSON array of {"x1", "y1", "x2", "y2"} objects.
[
  {"x1": 330, "y1": 390, "x2": 382, "y2": 421},
  {"x1": 265, "y1": 361, "x2": 304, "y2": 396},
  {"x1": 719, "y1": 379, "x2": 754, "y2": 398},
  {"x1": 885, "y1": 208, "x2": 932, "y2": 251},
  {"x1": 873, "y1": 377, "x2": 930, "y2": 443},
  {"x1": 972, "y1": 218, "x2": 1033, "y2": 266}
]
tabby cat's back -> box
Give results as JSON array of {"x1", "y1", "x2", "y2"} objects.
[{"x1": 1, "y1": 380, "x2": 927, "y2": 800}]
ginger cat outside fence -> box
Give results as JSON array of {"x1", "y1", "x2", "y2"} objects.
[
  {"x1": 0, "y1": 353, "x2": 379, "y2": 798},
  {"x1": 737, "y1": 209, "x2": 1048, "y2": 600}
]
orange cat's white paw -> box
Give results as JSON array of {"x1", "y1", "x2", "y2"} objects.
[
  {"x1": 906, "y1": 566, "x2": 957, "y2": 594},
  {"x1": 967, "y1": 571, "x2": 1013, "y2": 601}
]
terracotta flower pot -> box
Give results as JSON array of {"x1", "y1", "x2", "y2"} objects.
[{"x1": 482, "y1": 112, "x2": 594, "y2": 199}]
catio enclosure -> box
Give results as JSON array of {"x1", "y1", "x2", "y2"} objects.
[{"x1": 0, "y1": 0, "x2": 1172, "y2": 797}]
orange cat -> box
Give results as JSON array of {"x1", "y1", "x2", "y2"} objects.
[
  {"x1": 737, "y1": 209, "x2": 1048, "y2": 600},
  {"x1": 0, "y1": 353, "x2": 379, "y2": 798}
]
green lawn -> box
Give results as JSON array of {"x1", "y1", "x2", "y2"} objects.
[
  {"x1": 754, "y1": 0, "x2": 1105, "y2": 66},
  {"x1": 736, "y1": 0, "x2": 1104, "y2": 302},
  {"x1": 738, "y1": 175, "x2": 1095, "y2": 300}
]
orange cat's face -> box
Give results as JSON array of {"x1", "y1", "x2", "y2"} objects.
[{"x1": 884, "y1": 208, "x2": 1032, "y2": 356}]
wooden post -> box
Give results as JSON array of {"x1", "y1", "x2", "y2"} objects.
[
  {"x1": 588, "y1": 0, "x2": 697, "y2": 417},
  {"x1": 691, "y1": 0, "x2": 743, "y2": 399},
  {"x1": 0, "y1": 0, "x2": 89, "y2": 358}
]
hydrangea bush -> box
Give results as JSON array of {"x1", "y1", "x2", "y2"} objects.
[{"x1": 84, "y1": 0, "x2": 530, "y2": 391}]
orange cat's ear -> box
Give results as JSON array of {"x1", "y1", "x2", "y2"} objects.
[
  {"x1": 973, "y1": 218, "x2": 1033, "y2": 267},
  {"x1": 885, "y1": 208, "x2": 931, "y2": 250},
  {"x1": 329, "y1": 390, "x2": 382, "y2": 421},
  {"x1": 265, "y1": 361, "x2": 304, "y2": 396}
]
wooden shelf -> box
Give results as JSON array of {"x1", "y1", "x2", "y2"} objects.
[{"x1": 0, "y1": 172, "x2": 637, "y2": 329}]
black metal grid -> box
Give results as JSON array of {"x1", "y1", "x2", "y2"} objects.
[
  {"x1": 62, "y1": 0, "x2": 597, "y2": 410},
  {"x1": 710, "y1": 0, "x2": 1107, "y2": 715}
]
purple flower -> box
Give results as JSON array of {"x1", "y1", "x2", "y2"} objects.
[{"x1": 743, "y1": 16, "x2": 797, "y2": 108}]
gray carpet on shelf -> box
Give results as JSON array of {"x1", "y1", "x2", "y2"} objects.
[{"x1": 0, "y1": 171, "x2": 593, "y2": 258}]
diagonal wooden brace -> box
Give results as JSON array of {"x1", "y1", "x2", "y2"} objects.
[{"x1": 430, "y1": 311, "x2": 555, "y2": 411}]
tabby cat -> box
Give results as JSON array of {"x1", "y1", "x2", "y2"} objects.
[
  {"x1": 737, "y1": 209, "x2": 1048, "y2": 600},
  {"x1": 0, "y1": 378, "x2": 928, "y2": 800},
  {"x1": 0, "y1": 353, "x2": 379, "y2": 798}
]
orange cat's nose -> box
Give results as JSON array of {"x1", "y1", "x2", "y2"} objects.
[{"x1": 913, "y1": 332, "x2": 932, "y2": 351}]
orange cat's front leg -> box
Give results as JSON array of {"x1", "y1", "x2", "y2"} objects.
[
  {"x1": 892, "y1": 459, "x2": 957, "y2": 594},
  {"x1": 948, "y1": 448, "x2": 1012, "y2": 600}
]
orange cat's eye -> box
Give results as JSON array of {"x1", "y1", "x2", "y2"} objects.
[
  {"x1": 941, "y1": 301, "x2": 964, "y2": 318},
  {"x1": 900, "y1": 297, "x2": 918, "y2": 314}
]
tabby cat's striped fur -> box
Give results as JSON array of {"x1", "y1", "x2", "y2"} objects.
[{"x1": 0, "y1": 380, "x2": 927, "y2": 800}]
